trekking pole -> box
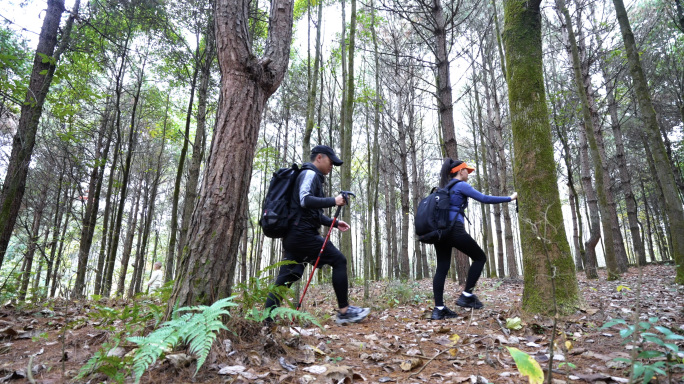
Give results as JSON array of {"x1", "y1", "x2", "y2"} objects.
[{"x1": 296, "y1": 191, "x2": 355, "y2": 311}]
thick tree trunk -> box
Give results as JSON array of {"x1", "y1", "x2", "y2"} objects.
[
  {"x1": 613, "y1": 0, "x2": 684, "y2": 283},
  {"x1": 0, "y1": 0, "x2": 73, "y2": 270},
  {"x1": 170, "y1": 0, "x2": 294, "y2": 307},
  {"x1": 503, "y1": 0, "x2": 579, "y2": 313}
]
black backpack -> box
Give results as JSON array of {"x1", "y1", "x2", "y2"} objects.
[
  {"x1": 414, "y1": 179, "x2": 465, "y2": 244},
  {"x1": 259, "y1": 164, "x2": 302, "y2": 238}
]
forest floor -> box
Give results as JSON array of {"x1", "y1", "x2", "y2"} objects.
[{"x1": 0, "y1": 264, "x2": 683, "y2": 384}]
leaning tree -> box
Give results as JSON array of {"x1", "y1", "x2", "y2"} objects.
[{"x1": 169, "y1": 0, "x2": 295, "y2": 307}]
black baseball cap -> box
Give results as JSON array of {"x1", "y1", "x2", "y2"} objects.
[{"x1": 311, "y1": 145, "x2": 343, "y2": 166}]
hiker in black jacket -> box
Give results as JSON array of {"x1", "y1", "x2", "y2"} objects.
[{"x1": 264, "y1": 145, "x2": 370, "y2": 325}]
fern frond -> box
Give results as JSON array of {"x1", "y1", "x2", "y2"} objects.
[
  {"x1": 271, "y1": 307, "x2": 322, "y2": 328},
  {"x1": 129, "y1": 295, "x2": 236, "y2": 382}
]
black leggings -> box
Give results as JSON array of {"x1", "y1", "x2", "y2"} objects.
[
  {"x1": 433, "y1": 222, "x2": 487, "y2": 306},
  {"x1": 264, "y1": 229, "x2": 349, "y2": 310}
]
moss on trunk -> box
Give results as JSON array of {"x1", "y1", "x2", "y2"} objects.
[{"x1": 503, "y1": 0, "x2": 579, "y2": 314}]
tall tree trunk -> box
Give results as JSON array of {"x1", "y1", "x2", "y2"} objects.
[
  {"x1": 18, "y1": 184, "x2": 49, "y2": 301},
  {"x1": 50, "y1": 187, "x2": 73, "y2": 297},
  {"x1": 167, "y1": 53, "x2": 200, "y2": 284},
  {"x1": 555, "y1": 0, "x2": 619, "y2": 279},
  {"x1": 547, "y1": 54, "x2": 586, "y2": 271},
  {"x1": 72, "y1": 103, "x2": 114, "y2": 298},
  {"x1": 503, "y1": 0, "x2": 579, "y2": 313},
  {"x1": 302, "y1": 0, "x2": 323, "y2": 157},
  {"x1": 398, "y1": 100, "x2": 410, "y2": 279},
  {"x1": 574, "y1": 12, "x2": 629, "y2": 272},
  {"x1": 604, "y1": 69, "x2": 645, "y2": 265},
  {"x1": 432, "y1": 0, "x2": 457, "y2": 158},
  {"x1": 94, "y1": 136, "x2": 120, "y2": 295},
  {"x1": 340, "y1": 0, "x2": 357, "y2": 279},
  {"x1": 612, "y1": 0, "x2": 684, "y2": 283},
  {"x1": 486, "y1": 55, "x2": 518, "y2": 278},
  {"x1": 0, "y1": 0, "x2": 79, "y2": 270},
  {"x1": 177, "y1": 24, "x2": 216, "y2": 270},
  {"x1": 132, "y1": 99, "x2": 166, "y2": 295},
  {"x1": 45, "y1": 166, "x2": 65, "y2": 292},
  {"x1": 170, "y1": 0, "x2": 295, "y2": 307},
  {"x1": 578, "y1": 128, "x2": 600, "y2": 279},
  {"x1": 116, "y1": 179, "x2": 142, "y2": 296},
  {"x1": 472, "y1": 74, "x2": 495, "y2": 278},
  {"x1": 482, "y1": 55, "x2": 504, "y2": 278},
  {"x1": 103, "y1": 58, "x2": 146, "y2": 297}
]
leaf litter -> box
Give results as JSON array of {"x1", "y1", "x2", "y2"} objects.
[{"x1": 0, "y1": 264, "x2": 681, "y2": 383}]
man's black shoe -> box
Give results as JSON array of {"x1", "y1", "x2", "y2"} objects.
[
  {"x1": 431, "y1": 306, "x2": 458, "y2": 320},
  {"x1": 456, "y1": 293, "x2": 483, "y2": 309}
]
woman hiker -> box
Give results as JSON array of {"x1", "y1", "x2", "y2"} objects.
[{"x1": 431, "y1": 158, "x2": 518, "y2": 320}]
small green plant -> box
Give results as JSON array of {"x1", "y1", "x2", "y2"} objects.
[
  {"x1": 127, "y1": 296, "x2": 238, "y2": 383},
  {"x1": 381, "y1": 280, "x2": 427, "y2": 307},
  {"x1": 233, "y1": 261, "x2": 322, "y2": 326},
  {"x1": 77, "y1": 300, "x2": 162, "y2": 383},
  {"x1": 31, "y1": 332, "x2": 49, "y2": 342},
  {"x1": 233, "y1": 260, "x2": 297, "y2": 310},
  {"x1": 602, "y1": 316, "x2": 684, "y2": 383}
]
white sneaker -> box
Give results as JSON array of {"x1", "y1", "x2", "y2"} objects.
[{"x1": 335, "y1": 305, "x2": 370, "y2": 325}]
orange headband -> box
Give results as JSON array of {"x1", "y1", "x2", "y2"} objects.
[{"x1": 451, "y1": 163, "x2": 468, "y2": 174}]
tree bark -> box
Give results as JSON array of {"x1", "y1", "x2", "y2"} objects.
[
  {"x1": 612, "y1": 0, "x2": 684, "y2": 283},
  {"x1": 0, "y1": 0, "x2": 76, "y2": 270},
  {"x1": 503, "y1": 0, "x2": 579, "y2": 313},
  {"x1": 170, "y1": 0, "x2": 294, "y2": 307}
]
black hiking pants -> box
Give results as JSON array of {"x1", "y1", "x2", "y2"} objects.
[
  {"x1": 264, "y1": 228, "x2": 349, "y2": 311},
  {"x1": 433, "y1": 222, "x2": 487, "y2": 307}
]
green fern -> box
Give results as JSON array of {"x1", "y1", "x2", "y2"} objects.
[
  {"x1": 270, "y1": 307, "x2": 322, "y2": 328},
  {"x1": 128, "y1": 296, "x2": 237, "y2": 383}
]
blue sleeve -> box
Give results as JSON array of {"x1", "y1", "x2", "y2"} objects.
[{"x1": 458, "y1": 182, "x2": 511, "y2": 204}]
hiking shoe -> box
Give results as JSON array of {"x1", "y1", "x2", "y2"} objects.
[
  {"x1": 431, "y1": 306, "x2": 458, "y2": 320},
  {"x1": 456, "y1": 293, "x2": 483, "y2": 309},
  {"x1": 336, "y1": 306, "x2": 370, "y2": 325}
]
